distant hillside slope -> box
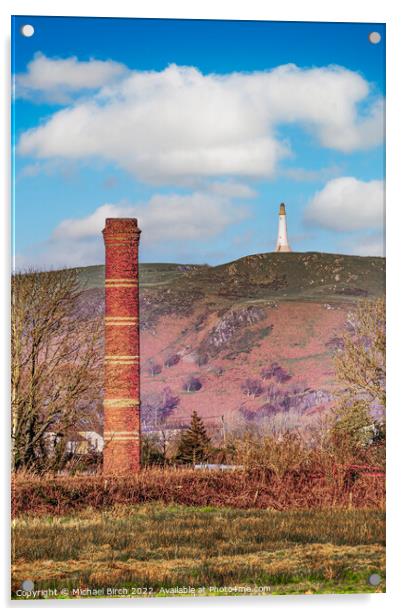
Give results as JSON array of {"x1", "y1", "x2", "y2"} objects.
[{"x1": 71, "y1": 252, "x2": 384, "y2": 427}]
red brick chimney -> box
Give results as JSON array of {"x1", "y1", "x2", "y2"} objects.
[{"x1": 102, "y1": 218, "x2": 141, "y2": 474}]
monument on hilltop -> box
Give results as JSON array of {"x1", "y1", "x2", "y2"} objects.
[{"x1": 275, "y1": 203, "x2": 292, "y2": 252}]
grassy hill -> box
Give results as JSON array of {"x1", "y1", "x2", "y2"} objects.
[
  {"x1": 77, "y1": 252, "x2": 385, "y2": 302},
  {"x1": 77, "y1": 262, "x2": 205, "y2": 290}
]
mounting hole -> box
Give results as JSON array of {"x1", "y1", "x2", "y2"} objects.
[
  {"x1": 368, "y1": 573, "x2": 381, "y2": 586},
  {"x1": 21, "y1": 24, "x2": 35, "y2": 38},
  {"x1": 369, "y1": 31, "x2": 381, "y2": 44}
]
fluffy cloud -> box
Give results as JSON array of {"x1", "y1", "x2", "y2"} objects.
[
  {"x1": 14, "y1": 238, "x2": 105, "y2": 271},
  {"x1": 16, "y1": 191, "x2": 251, "y2": 269},
  {"x1": 305, "y1": 177, "x2": 385, "y2": 231},
  {"x1": 53, "y1": 191, "x2": 249, "y2": 242},
  {"x1": 15, "y1": 52, "x2": 127, "y2": 103},
  {"x1": 16, "y1": 58, "x2": 384, "y2": 184}
]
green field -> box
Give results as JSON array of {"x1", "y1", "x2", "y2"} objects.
[{"x1": 12, "y1": 504, "x2": 385, "y2": 598}]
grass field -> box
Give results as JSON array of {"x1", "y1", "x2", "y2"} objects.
[{"x1": 12, "y1": 504, "x2": 385, "y2": 598}]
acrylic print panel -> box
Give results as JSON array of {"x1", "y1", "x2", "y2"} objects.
[{"x1": 11, "y1": 15, "x2": 386, "y2": 599}]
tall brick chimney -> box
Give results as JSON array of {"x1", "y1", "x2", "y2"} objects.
[{"x1": 102, "y1": 218, "x2": 141, "y2": 474}]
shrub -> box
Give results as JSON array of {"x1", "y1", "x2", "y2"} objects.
[
  {"x1": 164, "y1": 353, "x2": 181, "y2": 368},
  {"x1": 141, "y1": 435, "x2": 166, "y2": 467},
  {"x1": 147, "y1": 360, "x2": 162, "y2": 376},
  {"x1": 241, "y1": 378, "x2": 263, "y2": 398},
  {"x1": 196, "y1": 353, "x2": 209, "y2": 367},
  {"x1": 12, "y1": 459, "x2": 385, "y2": 516},
  {"x1": 261, "y1": 363, "x2": 291, "y2": 383},
  {"x1": 183, "y1": 376, "x2": 202, "y2": 392}
]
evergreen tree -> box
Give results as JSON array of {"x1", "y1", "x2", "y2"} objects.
[{"x1": 176, "y1": 411, "x2": 211, "y2": 465}]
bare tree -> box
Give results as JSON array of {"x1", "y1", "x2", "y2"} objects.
[
  {"x1": 11, "y1": 268, "x2": 102, "y2": 472},
  {"x1": 335, "y1": 297, "x2": 386, "y2": 411},
  {"x1": 141, "y1": 387, "x2": 180, "y2": 428},
  {"x1": 329, "y1": 297, "x2": 386, "y2": 460}
]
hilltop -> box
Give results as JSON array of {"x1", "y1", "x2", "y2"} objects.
[
  {"x1": 77, "y1": 252, "x2": 385, "y2": 298},
  {"x1": 78, "y1": 251, "x2": 384, "y2": 298},
  {"x1": 77, "y1": 251, "x2": 384, "y2": 328}
]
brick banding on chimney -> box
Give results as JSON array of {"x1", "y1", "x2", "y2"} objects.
[{"x1": 102, "y1": 218, "x2": 141, "y2": 474}]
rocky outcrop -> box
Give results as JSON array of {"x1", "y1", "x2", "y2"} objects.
[{"x1": 200, "y1": 305, "x2": 267, "y2": 356}]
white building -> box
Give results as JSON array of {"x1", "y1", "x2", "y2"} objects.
[
  {"x1": 44, "y1": 430, "x2": 104, "y2": 454},
  {"x1": 66, "y1": 431, "x2": 104, "y2": 454},
  {"x1": 275, "y1": 203, "x2": 292, "y2": 252}
]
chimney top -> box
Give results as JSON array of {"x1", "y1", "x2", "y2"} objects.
[
  {"x1": 105, "y1": 217, "x2": 139, "y2": 230},
  {"x1": 103, "y1": 218, "x2": 141, "y2": 238},
  {"x1": 279, "y1": 203, "x2": 286, "y2": 215}
]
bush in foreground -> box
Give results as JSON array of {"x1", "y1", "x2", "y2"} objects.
[{"x1": 12, "y1": 464, "x2": 385, "y2": 517}]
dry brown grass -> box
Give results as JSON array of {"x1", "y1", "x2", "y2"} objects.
[
  {"x1": 12, "y1": 504, "x2": 385, "y2": 596},
  {"x1": 12, "y1": 465, "x2": 385, "y2": 517}
]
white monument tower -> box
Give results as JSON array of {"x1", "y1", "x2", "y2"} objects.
[{"x1": 275, "y1": 203, "x2": 292, "y2": 252}]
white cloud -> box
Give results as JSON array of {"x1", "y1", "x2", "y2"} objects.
[
  {"x1": 305, "y1": 177, "x2": 385, "y2": 231},
  {"x1": 15, "y1": 52, "x2": 127, "y2": 103},
  {"x1": 279, "y1": 165, "x2": 342, "y2": 182},
  {"x1": 16, "y1": 191, "x2": 250, "y2": 269},
  {"x1": 14, "y1": 237, "x2": 104, "y2": 270},
  {"x1": 16, "y1": 59, "x2": 384, "y2": 184},
  {"x1": 54, "y1": 192, "x2": 249, "y2": 243},
  {"x1": 206, "y1": 181, "x2": 257, "y2": 198}
]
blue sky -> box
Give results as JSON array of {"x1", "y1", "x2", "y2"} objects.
[{"x1": 12, "y1": 16, "x2": 385, "y2": 268}]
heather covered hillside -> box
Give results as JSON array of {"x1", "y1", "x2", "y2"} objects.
[{"x1": 72, "y1": 252, "x2": 385, "y2": 431}]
